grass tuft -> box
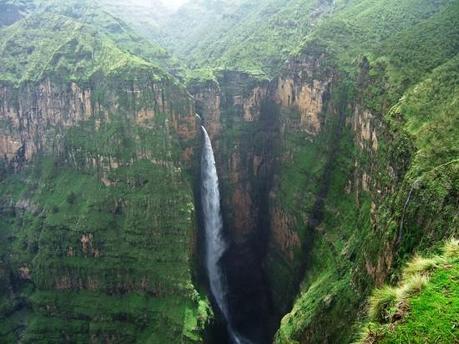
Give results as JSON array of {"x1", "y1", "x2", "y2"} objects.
[
  {"x1": 403, "y1": 255, "x2": 439, "y2": 277},
  {"x1": 357, "y1": 238, "x2": 459, "y2": 343},
  {"x1": 368, "y1": 286, "x2": 397, "y2": 323},
  {"x1": 443, "y1": 238, "x2": 459, "y2": 258},
  {"x1": 396, "y1": 273, "x2": 429, "y2": 300}
]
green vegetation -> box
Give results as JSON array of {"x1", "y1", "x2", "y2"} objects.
[
  {"x1": 101, "y1": 0, "x2": 336, "y2": 77},
  {"x1": 0, "y1": 2, "x2": 207, "y2": 342},
  {"x1": 0, "y1": 113, "x2": 209, "y2": 342},
  {"x1": 0, "y1": 0, "x2": 458, "y2": 343},
  {"x1": 357, "y1": 239, "x2": 459, "y2": 344},
  {"x1": 0, "y1": 12, "x2": 155, "y2": 85},
  {"x1": 40, "y1": 0, "x2": 186, "y2": 77},
  {"x1": 0, "y1": 0, "x2": 190, "y2": 85},
  {"x1": 162, "y1": 0, "x2": 332, "y2": 76}
]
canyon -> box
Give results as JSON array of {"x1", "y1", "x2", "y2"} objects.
[{"x1": 0, "y1": 0, "x2": 458, "y2": 343}]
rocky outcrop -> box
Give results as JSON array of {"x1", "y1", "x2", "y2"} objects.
[
  {"x1": 275, "y1": 78, "x2": 328, "y2": 134},
  {"x1": 352, "y1": 106, "x2": 379, "y2": 151},
  {"x1": 0, "y1": 81, "x2": 93, "y2": 162},
  {"x1": 274, "y1": 54, "x2": 333, "y2": 135},
  {"x1": 0, "y1": 77, "x2": 197, "y2": 169},
  {"x1": 189, "y1": 81, "x2": 222, "y2": 138},
  {"x1": 190, "y1": 72, "x2": 272, "y2": 242}
]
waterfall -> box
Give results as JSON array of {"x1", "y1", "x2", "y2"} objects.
[{"x1": 200, "y1": 126, "x2": 252, "y2": 344}]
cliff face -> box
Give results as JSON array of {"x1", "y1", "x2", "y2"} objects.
[
  {"x1": 189, "y1": 35, "x2": 458, "y2": 343},
  {"x1": 266, "y1": 53, "x2": 336, "y2": 310},
  {"x1": 191, "y1": 57, "x2": 333, "y2": 243},
  {"x1": 191, "y1": 72, "x2": 272, "y2": 244},
  {"x1": 0, "y1": 81, "x2": 93, "y2": 163},
  {"x1": 273, "y1": 50, "x2": 458, "y2": 343},
  {"x1": 0, "y1": 76, "x2": 196, "y2": 164},
  {"x1": 0, "y1": 62, "x2": 209, "y2": 344},
  {"x1": 188, "y1": 54, "x2": 336, "y2": 340},
  {"x1": 274, "y1": 56, "x2": 332, "y2": 135}
]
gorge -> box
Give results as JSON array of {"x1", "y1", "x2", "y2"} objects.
[
  {"x1": 0, "y1": 0, "x2": 458, "y2": 344},
  {"x1": 200, "y1": 124, "x2": 239, "y2": 343}
]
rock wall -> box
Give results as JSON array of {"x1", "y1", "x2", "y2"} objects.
[
  {"x1": 0, "y1": 73, "x2": 207, "y2": 343},
  {"x1": 188, "y1": 56, "x2": 335, "y2": 340},
  {"x1": 0, "y1": 76, "x2": 197, "y2": 165}
]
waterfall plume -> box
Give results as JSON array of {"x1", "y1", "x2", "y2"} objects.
[{"x1": 200, "y1": 125, "x2": 252, "y2": 344}]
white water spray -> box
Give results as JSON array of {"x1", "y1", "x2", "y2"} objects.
[{"x1": 200, "y1": 125, "x2": 252, "y2": 344}]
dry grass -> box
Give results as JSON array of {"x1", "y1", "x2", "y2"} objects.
[
  {"x1": 396, "y1": 273, "x2": 429, "y2": 300},
  {"x1": 357, "y1": 238, "x2": 458, "y2": 344},
  {"x1": 443, "y1": 238, "x2": 459, "y2": 258},
  {"x1": 403, "y1": 255, "x2": 439, "y2": 277},
  {"x1": 368, "y1": 286, "x2": 397, "y2": 323}
]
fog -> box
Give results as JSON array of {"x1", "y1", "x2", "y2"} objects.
[{"x1": 125, "y1": 0, "x2": 189, "y2": 11}]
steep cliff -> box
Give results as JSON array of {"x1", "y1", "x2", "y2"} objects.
[
  {"x1": 272, "y1": 0, "x2": 459, "y2": 342},
  {"x1": 0, "y1": 0, "x2": 458, "y2": 343},
  {"x1": 0, "y1": 9, "x2": 209, "y2": 343},
  {"x1": 181, "y1": 1, "x2": 458, "y2": 342}
]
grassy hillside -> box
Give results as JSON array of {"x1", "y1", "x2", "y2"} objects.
[
  {"x1": 357, "y1": 239, "x2": 459, "y2": 343},
  {"x1": 0, "y1": 13, "x2": 153, "y2": 85},
  {"x1": 40, "y1": 0, "x2": 187, "y2": 77},
  {"x1": 270, "y1": 0, "x2": 458, "y2": 342},
  {"x1": 98, "y1": 0, "x2": 337, "y2": 77},
  {"x1": 0, "y1": 0, "x2": 186, "y2": 84},
  {"x1": 128, "y1": 0, "x2": 458, "y2": 79}
]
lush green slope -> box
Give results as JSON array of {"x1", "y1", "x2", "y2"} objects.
[
  {"x1": 102, "y1": 0, "x2": 337, "y2": 77},
  {"x1": 158, "y1": 0, "x2": 336, "y2": 76},
  {"x1": 0, "y1": 13, "x2": 152, "y2": 85},
  {"x1": 0, "y1": 0, "x2": 186, "y2": 83},
  {"x1": 95, "y1": 0, "x2": 173, "y2": 49},
  {"x1": 157, "y1": 0, "x2": 458, "y2": 80},
  {"x1": 39, "y1": 0, "x2": 187, "y2": 78},
  {"x1": 270, "y1": 0, "x2": 458, "y2": 342},
  {"x1": 357, "y1": 239, "x2": 459, "y2": 343}
]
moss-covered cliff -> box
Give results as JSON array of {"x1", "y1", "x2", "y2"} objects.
[
  {"x1": 0, "y1": 0, "x2": 458, "y2": 343},
  {"x1": 0, "y1": 7, "x2": 209, "y2": 343},
  {"x1": 173, "y1": 0, "x2": 458, "y2": 342}
]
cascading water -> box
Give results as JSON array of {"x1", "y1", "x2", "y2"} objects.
[{"x1": 200, "y1": 125, "x2": 252, "y2": 344}]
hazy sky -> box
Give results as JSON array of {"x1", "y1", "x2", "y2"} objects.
[
  {"x1": 164, "y1": 0, "x2": 188, "y2": 9},
  {"x1": 132, "y1": 0, "x2": 189, "y2": 10}
]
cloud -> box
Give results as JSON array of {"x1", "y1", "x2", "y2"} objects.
[{"x1": 126, "y1": 0, "x2": 188, "y2": 11}]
